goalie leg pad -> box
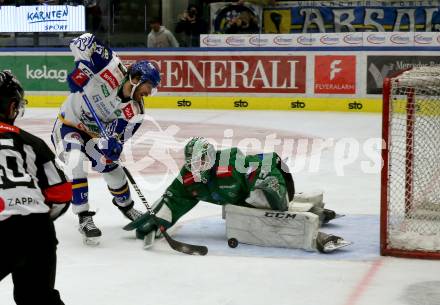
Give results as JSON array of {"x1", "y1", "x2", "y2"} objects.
[
  {"x1": 292, "y1": 190, "x2": 324, "y2": 208},
  {"x1": 288, "y1": 204, "x2": 340, "y2": 226},
  {"x1": 225, "y1": 204, "x2": 319, "y2": 251},
  {"x1": 288, "y1": 202, "x2": 315, "y2": 213}
]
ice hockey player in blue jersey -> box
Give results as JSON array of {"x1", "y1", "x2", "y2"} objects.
[{"x1": 51, "y1": 33, "x2": 161, "y2": 245}]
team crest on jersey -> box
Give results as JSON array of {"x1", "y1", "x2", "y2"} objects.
[
  {"x1": 122, "y1": 104, "x2": 134, "y2": 119},
  {"x1": 100, "y1": 69, "x2": 119, "y2": 89},
  {"x1": 0, "y1": 197, "x2": 5, "y2": 213},
  {"x1": 216, "y1": 166, "x2": 233, "y2": 178}
]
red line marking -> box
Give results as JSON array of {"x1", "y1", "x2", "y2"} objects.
[{"x1": 343, "y1": 259, "x2": 384, "y2": 305}]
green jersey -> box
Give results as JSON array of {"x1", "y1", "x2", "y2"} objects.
[{"x1": 159, "y1": 148, "x2": 289, "y2": 226}]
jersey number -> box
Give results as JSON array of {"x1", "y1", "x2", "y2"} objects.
[{"x1": 0, "y1": 149, "x2": 34, "y2": 189}]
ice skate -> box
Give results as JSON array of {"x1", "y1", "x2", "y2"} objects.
[
  {"x1": 113, "y1": 199, "x2": 143, "y2": 221},
  {"x1": 78, "y1": 211, "x2": 102, "y2": 246},
  {"x1": 316, "y1": 232, "x2": 352, "y2": 253}
]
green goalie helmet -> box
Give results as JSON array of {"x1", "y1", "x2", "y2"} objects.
[{"x1": 184, "y1": 137, "x2": 216, "y2": 183}]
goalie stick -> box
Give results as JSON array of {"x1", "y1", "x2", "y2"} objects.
[
  {"x1": 122, "y1": 167, "x2": 208, "y2": 255},
  {"x1": 81, "y1": 92, "x2": 208, "y2": 256}
]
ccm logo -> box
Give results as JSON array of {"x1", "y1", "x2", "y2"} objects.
[
  {"x1": 348, "y1": 102, "x2": 363, "y2": 110},
  {"x1": 291, "y1": 101, "x2": 306, "y2": 108},
  {"x1": 265, "y1": 212, "x2": 297, "y2": 219},
  {"x1": 177, "y1": 99, "x2": 192, "y2": 107},
  {"x1": 234, "y1": 100, "x2": 248, "y2": 107}
]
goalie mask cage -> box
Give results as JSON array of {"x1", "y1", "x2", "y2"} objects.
[{"x1": 381, "y1": 67, "x2": 440, "y2": 259}]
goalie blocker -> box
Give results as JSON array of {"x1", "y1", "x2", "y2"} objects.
[{"x1": 225, "y1": 205, "x2": 351, "y2": 253}]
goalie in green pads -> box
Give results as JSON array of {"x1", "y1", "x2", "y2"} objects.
[{"x1": 124, "y1": 137, "x2": 350, "y2": 253}]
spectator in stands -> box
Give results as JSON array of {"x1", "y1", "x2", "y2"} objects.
[
  {"x1": 85, "y1": 0, "x2": 104, "y2": 33},
  {"x1": 62, "y1": 0, "x2": 104, "y2": 33},
  {"x1": 175, "y1": 4, "x2": 208, "y2": 47},
  {"x1": 147, "y1": 19, "x2": 179, "y2": 48},
  {"x1": 224, "y1": 9, "x2": 259, "y2": 34}
]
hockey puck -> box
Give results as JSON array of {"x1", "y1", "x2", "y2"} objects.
[{"x1": 228, "y1": 238, "x2": 238, "y2": 248}]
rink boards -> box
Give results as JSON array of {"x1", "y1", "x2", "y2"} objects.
[
  {"x1": 25, "y1": 94, "x2": 382, "y2": 112},
  {"x1": 2, "y1": 45, "x2": 440, "y2": 112}
]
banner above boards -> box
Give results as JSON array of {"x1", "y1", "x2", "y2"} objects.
[
  {"x1": 262, "y1": 1, "x2": 440, "y2": 33},
  {"x1": 0, "y1": 5, "x2": 85, "y2": 32},
  {"x1": 200, "y1": 32, "x2": 440, "y2": 47}
]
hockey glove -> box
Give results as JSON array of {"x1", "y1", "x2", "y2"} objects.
[
  {"x1": 123, "y1": 211, "x2": 172, "y2": 240},
  {"x1": 98, "y1": 137, "x2": 123, "y2": 161}
]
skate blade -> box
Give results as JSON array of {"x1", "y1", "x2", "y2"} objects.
[
  {"x1": 143, "y1": 232, "x2": 155, "y2": 250},
  {"x1": 323, "y1": 240, "x2": 352, "y2": 253},
  {"x1": 83, "y1": 236, "x2": 101, "y2": 246}
]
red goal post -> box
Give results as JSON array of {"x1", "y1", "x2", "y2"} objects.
[{"x1": 381, "y1": 66, "x2": 440, "y2": 259}]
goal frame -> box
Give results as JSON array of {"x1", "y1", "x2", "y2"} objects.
[{"x1": 380, "y1": 68, "x2": 440, "y2": 259}]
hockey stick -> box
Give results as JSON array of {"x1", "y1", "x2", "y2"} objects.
[
  {"x1": 81, "y1": 93, "x2": 208, "y2": 255},
  {"x1": 122, "y1": 167, "x2": 208, "y2": 255}
]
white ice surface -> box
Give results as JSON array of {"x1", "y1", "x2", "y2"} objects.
[{"x1": 1, "y1": 109, "x2": 440, "y2": 305}]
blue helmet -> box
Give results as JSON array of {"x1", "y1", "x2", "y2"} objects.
[{"x1": 129, "y1": 60, "x2": 160, "y2": 88}]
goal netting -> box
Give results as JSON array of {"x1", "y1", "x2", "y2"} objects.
[{"x1": 381, "y1": 66, "x2": 440, "y2": 259}]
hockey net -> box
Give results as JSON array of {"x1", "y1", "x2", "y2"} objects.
[{"x1": 381, "y1": 66, "x2": 440, "y2": 259}]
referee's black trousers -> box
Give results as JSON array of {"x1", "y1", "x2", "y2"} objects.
[{"x1": 0, "y1": 213, "x2": 64, "y2": 305}]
